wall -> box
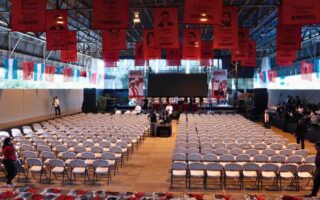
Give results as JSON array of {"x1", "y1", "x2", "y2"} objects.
[
  {"x1": 0, "y1": 89, "x2": 83, "y2": 126},
  {"x1": 268, "y1": 89, "x2": 320, "y2": 107}
]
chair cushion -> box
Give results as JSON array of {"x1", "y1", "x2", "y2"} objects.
[
  {"x1": 173, "y1": 170, "x2": 186, "y2": 177},
  {"x1": 243, "y1": 171, "x2": 257, "y2": 178},
  {"x1": 190, "y1": 170, "x2": 204, "y2": 177},
  {"x1": 225, "y1": 171, "x2": 240, "y2": 178},
  {"x1": 30, "y1": 166, "x2": 42, "y2": 172},
  {"x1": 280, "y1": 172, "x2": 295, "y2": 178},
  {"x1": 262, "y1": 171, "x2": 276, "y2": 178},
  {"x1": 95, "y1": 167, "x2": 109, "y2": 174},
  {"x1": 207, "y1": 171, "x2": 221, "y2": 178},
  {"x1": 72, "y1": 167, "x2": 85, "y2": 174},
  {"x1": 107, "y1": 160, "x2": 116, "y2": 166},
  {"x1": 298, "y1": 172, "x2": 312, "y2": 178},
  {"x1": 52, "y1": 167, "x2": 65, "y2": 173},
  {"x1": 84, "y1": 160, "x2": 94, "y2": 165}
]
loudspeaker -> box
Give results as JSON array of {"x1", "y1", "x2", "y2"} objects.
[
  {"x1": 253, "y1": 88, "x2": 268, "y2": 116},
  {"x1": 82, "y1": 88, "x2": 97, "y2": 113}
]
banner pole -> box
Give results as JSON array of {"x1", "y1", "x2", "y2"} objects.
[{"x1": 234, "y1": 62, "x2": 239, "y2": 110}]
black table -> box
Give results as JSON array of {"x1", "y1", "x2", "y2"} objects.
[{"x1": 156, "y1": 123, "x2": 172, "y2": 137}]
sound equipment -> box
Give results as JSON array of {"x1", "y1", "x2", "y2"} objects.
[
  {"x1": 253, "y1": 88, "x2": 268, "y2": 116},
  {"x1": 82, "y1": 88, "x2": 97, "y2": 113}
]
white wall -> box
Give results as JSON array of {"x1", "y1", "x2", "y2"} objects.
[
  {"x1": 268, "y1": 89, "x2": 320, "y2": 107},
  {"x1": 0, "y1": 89, "x2": 83, "y2": 124}
]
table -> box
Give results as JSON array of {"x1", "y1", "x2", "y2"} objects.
[{"x1": 156, "y1": 122, "x2": 172, "y2": 137}]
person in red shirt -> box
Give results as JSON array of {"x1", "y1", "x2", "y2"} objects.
[{"x1": 2, "y1": 137, "x2": 18, "y2": 187}]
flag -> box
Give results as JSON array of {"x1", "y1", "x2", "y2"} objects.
[
  {"x1": 63, "y1": 68, "x2": 72, "y2": 82},
  {"x1": 72, "y1": 69, "x2": 80, "y2": 82},
  {"x1": 4, "y1": 59, "x2": 18, "y2": 80},
  {"x1": 301, "y1": 62, "x2": 313, "y2": 81},
  {"x1": 22, "y1": 62, "x2": 34, "y2": 80},
  {"x1": 55, "y1": 66, "x2": 64, "y2": 74},
  {"x1": 34, "y1": 63, "x2": 45, "y2": 81},
  {"x1": 45, "y1": 65, "x2": 56, "y2": 82}
]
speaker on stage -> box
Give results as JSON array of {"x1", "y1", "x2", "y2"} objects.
[
  {"x1": 253, "y1": 88, "x2": 268, "y2": 116},
  {"x1": 82, "y1": 88, "x2": 97, "y2": 113}
]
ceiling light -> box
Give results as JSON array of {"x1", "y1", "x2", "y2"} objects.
[{"x1": 133, "y1": 11, "x2": 140, "y2": 24}]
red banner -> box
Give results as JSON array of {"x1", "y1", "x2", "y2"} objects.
[
  {"x1": 200, "y1": 41, "x2": 214, "y2": 66},
  {"x1": 301, "y1": 62, "x2": 313, "y2": 81},
  {"x1": 143, "y1": 29, "x2": 161, "y2": 59},
  {"x1": 63, "y1": 68, "x2": 72, "y2": 82},
  {"x1": 46, "y1": 31, "x2": 68, "y2": 50},
  {"x1": 102, "y1": 29, "x2": 127, "y2": 50},
  {"x1": 102, "y1": 50, "x2": 119, "y2": 65},
  {"x1": 153, "y1": 8, "x2": 179, "y2": 48},
  {"x1": 45, "y1": 66, "x2": 55, "y2": 82},
  {"x1": 231, "y1": 28, "x2": 249, "y2": 61},
  {"x1": 67, "y1": 31, "x2": 77, "y2": 51},
  {"x1": 22, "y1": 62, "x2": 34, "y2": 80},
  {"x1": 166, "y1": 48, "x2": 181, "y2": 66},
  {"x1": 92, "y1": 0, "x2": 129, "y2": 29},
  {"x1": 105, "y1": 62, "x2": 117, "y2": 67},
  {"x1": 213, "y1": 7, "x2": 239, "y2": 50},
  {"x1": 182, "y1": 29, "x2": 201, "y2": 60},
  {"x1": 277, "y1": 25, "x2": 301, "y2": 50},
  {"x1": 183, "y1": 0, "x2": 223, "y2": 24},
  {"x1": 80, "y1": 70, "x2": 87, "y2": 78},
  {"x1": 11, "y1": 0, "x2": 46, "y2": 32},
  {"x1": 46, "y1": 10, "x2": 68, "y2": 31},
  {"x1": 241, "y1": 40, "x2": 257, "y2": 67},
  {"x1": 277, "y1": 50, "x2": 296, "y2": 66},
  {"x1": 61, "y1": 50, "x2": 77, "y2": 62},
  {"x1": 135, "y1": 42, "x2": 148, "y2": 66},
  {"x1": 282, "y1": 0, "x2": 320, "y2": 25},
  {"x1": 268, "y1": 70, "x2": 277, "y2": 83}
]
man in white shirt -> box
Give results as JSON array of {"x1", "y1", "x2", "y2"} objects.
[
  {"x1": 53, "y1": 96, "x2": 61, "y2": 116},
  {"x1": 165, "y1": 103, "x2": 173, "y2": 122}
]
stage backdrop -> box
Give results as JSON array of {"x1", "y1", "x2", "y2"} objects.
[
  {"x1": 128, "y1": 70, "x2": 144, "y2": 98},
  {"x1": 211, "y1": 69, "x2": 228, "y2": 99}
]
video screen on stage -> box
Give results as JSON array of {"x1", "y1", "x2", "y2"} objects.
[{"x1": 147, "y1": 74, "x2": 208, "y2": 97}]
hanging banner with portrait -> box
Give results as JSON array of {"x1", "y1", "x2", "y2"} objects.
[
  {"x1": 200, "y1": 41, "x2": 214, "y2": 66},
  {"x1": 276, "y1": 50, "x2": 296, "y2": 67},
  {"x1": 241, "y1": 40, "x2": 257, "y2": 67},
  {"x1": 301, "y1": 62, "x2": 313, "y2": 81},
  {"x1": 183, "y1": 0, "x2": 223, "y2": 24},
  {"x1": 103, "y1": 29, "x2": 127, "y2": 50},
  {"x1": 276, "y1": 25, "x2": 301, "y2": 50},
  {"x1": 211, "y1": 69, "x2": 228, "y2": 99},
  {"x1": 231, "y1": 28, "x2": 249, "y2": 62},
  {"x1": 154, "y1": 8, "x2": 179, "y2": 48},
  {"x1": 11, "y1": 0, "x2": 46, "y2": 32},
  {"x1": 61, "y1": 50, "x2": 77, "y2": 62},
  {"x1": 92, "y1": 0, "x2": 129, "y2": 29},
  {"x1": 102, "y1": 50, "x2": 119, "y2": 65},
  {"x1": 268, "y1": 70, "x2": 278, "y2": 83},
  {"x1": 66, "y1": 31, "x2": 77, "y2": 51},
  {"x1": 128, "y1": 70, "x2": 144, "y2": 98},
  {"x1": 282, "y1": 0, "x2": 320, "y2": 25},
  {"x1": 143, "y1": 29, "x2": 161, "y2": 59},
  {"x1": 166, "y1": 48, "x2": 181, "y2": 66},
  {"x1": 46, "y1": 31, "x2": 68, "y2": 50},
  {"x1": 213, "y1": 7, "x2": 239, "y2": 50},
  {"x1": 182, "y1": 29, "x2": 201, "y2": 60},
  {"x1": 22, "y1": 62, "x2": 34, "y2": 80},
  {"x1": 135, "y1": 42, "x2": 148, "y2": 66},
  {"x1": 46, "y1": 10, "x2": 68, "y2": 31}
]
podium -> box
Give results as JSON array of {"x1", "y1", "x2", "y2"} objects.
[{"x1": 156, "y1": 123, "x2": 172, "y2": 137}]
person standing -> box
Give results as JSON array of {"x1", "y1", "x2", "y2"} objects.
[
  {"x1": 53, "y1": 96, "x2": 61, "y2": 116},
  {"x1": 306, "y1": 142, "x2": 320, "y2": 197},
  {"x1": 2, "y1": 137, "x2": 18, "y2": 188},
  {"x1": 295, "y1": 118, "x2": 307, "y2": 149},
  {"x1": 148, "y1": 109, "x2": 157, "y2": 137},
  {"x1": 165, "y1": 103, "x2": 173, "y2": 123}
]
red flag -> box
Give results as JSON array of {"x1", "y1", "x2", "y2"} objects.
[
  {"x1": 102, "y1": 50, "x2": 119, "y2": 65},
  {"x1": 213, "y1": 7, "x2": 239, "y2": 50},
  {"x1": 277, "y1": 25, "x2": 301, "y2": 50},
  {"x1": 92, "y1": 0, "x2": 129, "y2": 29},
  {"x1": 241, "y1": 40, "x2": 257, "y2": 67},
  {"x1": 46, "y1": 10, "x2": 68, "y2": 31},
  {"x1": 166, "y1": 48, "x2": 181, "y2": 66},
  {"x1": 80, "y1": 70, "x2": 87, "y2": 78},
  {"x1": 182, "y1": 29, "x2": 201, "y2": 60},
  {"x1": 277, "y1": 50, "x2": 296, "y2": 66},
  {"x1": 11, "y1": 0, "x2": 46, "y2": 32},
  {"x1": 103, "y1": 29, "x2": 127, "y2": 50},
  {"x1": 45, "y1": 66, "x2": 55, "y2": 82},
  {"x1": 153, "y1": 8, "x2": 179, "y2": 48},
  {"x1": 91, "y1": 73, "x2": 97, "y2": 84},
  {"x1": 231, "y1": 28, "x2": 249, "y2": 61},
  {"x1": 200, "y1": 41, "x2": 214, "y2": 66},
  {"x1": 135, "y1": 42, "x2": 148, "y2": 66},
  {"x1": 61, "y1": 50, "x2": 77, "y2": 62},
  {"x1": 143, "y1": 29, "x2": 161, "y2": 59},
  {"x1": 22, "y1": 62, "x2": 34, "y2": 80},
  {"x1": 282, "y1": 0, "x2": 320, "y2": 25},
  {"x1": 301, "y1": 62, "x2": 313, "y2": 81},
  {"x1": 268, "y1": 70, "x2": 277, "y2": 83},
  {"x1": 183, "y1": 0, "x2": 223, "y2": 24},
  {"x1": 63, "y1": 68, "x2": 72, "y2": 82}
]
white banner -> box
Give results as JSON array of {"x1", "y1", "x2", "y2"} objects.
[
  {"x1": 129, "y1": 70, "x2": 144, "y2": 98},
  {"x1": 211, "y1": 69, "x2": 228, "y2": 99}
]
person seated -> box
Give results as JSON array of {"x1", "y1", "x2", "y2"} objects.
[
  {"x1": 134, "y1": 104, "x2": 142, "y2": 114},
  {"x1": 310, "y1": 111, "x2": 319, "y2": 124}
]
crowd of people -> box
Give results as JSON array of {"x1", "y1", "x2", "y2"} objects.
[{"x1": 277, "y1": 95, "x2": 320, "y2": 126}]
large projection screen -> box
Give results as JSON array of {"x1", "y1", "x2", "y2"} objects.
[{"x1": 147, "y1": 73, "x2": 208, "y2": 97}]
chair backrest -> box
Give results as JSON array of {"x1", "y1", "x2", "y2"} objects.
[
  {"x1": 203, "y1": 154, "x2": 218, "y2": 162},
  {"x1": 22, "y1": 151, "x2": 38, "y2": 158},
  {"x1": 101, "y1": 152, "x2": 116, "y2": 160},
  {"x1": 41, "y1": 151, "x2": 56, "y2": 159},
  {"x1": 286, "y1": 155, "x2": 303, "y2": 164},
  {"x1": 206, "y1": 163, "x2": 224, "y2": 171},
  {"x1": 186, "y1": 148, "x2": 199, "y2": 154},
  {"x1": 49, "y1": 159, "x2": 65, "y2": 167},
  {"x1": 214, "y1": 148, "x2": 229, "y2": 155},
  {"x1": 243, "y1": 163, "x2": 260, "y2": 171},
  {"x1": 61, "y1": 151, "x2": 76, "y2": 159},
  {"x1": 287, "y1": 143, "x2": 300, "y2": 150},
  {"x1": 305, "y1": 155, "x2": 316, "y2": 163},
  {"x1": 219, "y1": 154, "x2": 235, "y2": 162},
  {"x1": 214, "y1": 143, "x2": 226, "y2": 149},
  {"x1": 253, "y1": 154, "x2": 269, "y2": 162},
  {"x1": 172, "y1": 153, "x2": 187, "y2": 161},
  {"x1": 262, "y1": 149, "x2": 276, "y2": 156},
  {"x1": 70, "y1": 159, "x2": 86, "y2": 167},
  {"x1": 224, "y1": 163, "x2": 242, "y2": 171},
  {"x1": 171, "y1": 162, "x2": 188, "y2": 170},
  {"x1": 26, "y1": 158, "x2": 42, "y2": 166},
  {"x1": 99, "y1": 141, "x2": 111, "y2": 148},
  {"x1": 37, "y1": 145, "x2": 51, "y2": 152},
  {"x1": 229, "y1": 148, "x2": 243, "y2": 156},
  {"x1": 187, "y1": 153, "x2": 203, "y2": 162},
  {"x1": 91, "y1": 146, "x2": 103, "y2": 153},
  {"x1": 254, "y1": 143, "x2": 267, "y2": 150},
  {"x1": 245, "y1": 149, "x2": 259, "y2": 156},
  {"x1": 81, "y1": 152, "x2": 95, "y2": 159},
  {"x1": 83, "y1": 141, "x2": 94, "y2": 147},
  {"x1": 236, "y1": 154, "x2": 250, "y2": 162},
  {"x1": 294, "y1": 149, "x2": 309, "y2": 157},
  {"x1": 279, "y1": 149, "x2": 294, "y2": 157},
  {"x1": 187, "y1": 142, "x2": 199, "y2": 149},
  {"x1": 20, "y1": 144, "x2": 34, "y2": 151},
  {"x1": 189, "y1": 162, "x2": 206, "y2": 170},
  {"x1": 270, "y1": 155, "x2": 286, "y2": 163},
  {"x1": 239, "y1": 143, "x2": 252, "y2": 150},
  {"x1": 109, "y1": 146, "x2": 122, "y2": 153},
  {"x1": 280, "y1": 164, "x2": 297, "y2": 172},
  {"x1": 261, "y1": 163, "x2": 280, "y2": 171},
  {"x1": 176, "y1": 142, "x2": 187, "y2": 149},
  {"x1": 270, "y1": 143, "x2": 283, "y2": 150},
  {"x1": 298, "y1": 164, "x2": 316, "y2": 172},
  {"x1": 93, "y1": 159, "x2": 109, "y2": 167},
  {"x1": 74, "y1": 146, "x2": 86, "y2": 153}
]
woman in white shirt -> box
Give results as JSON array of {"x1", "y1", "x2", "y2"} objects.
[{"x1": 53, "y1": 96, "x2": 61, "y2": 116}]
